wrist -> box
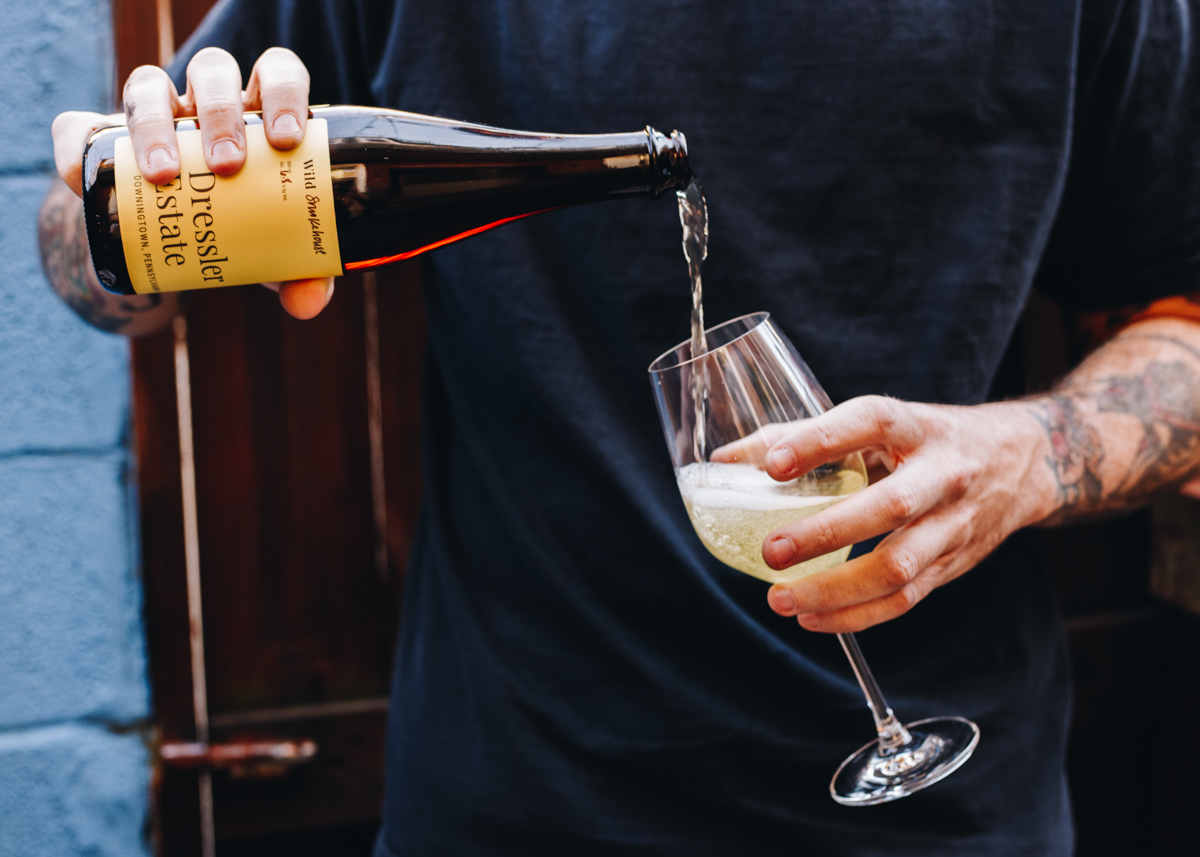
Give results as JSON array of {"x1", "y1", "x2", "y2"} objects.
[
  {"x1": 981, "y1": 399, "x2": 1063, "y2": 529},
  {"x1": 1019, "y1": 391, "x2": 1107, "y2": 527},
  {"x1": 38, "y1": 180, "x2": 188, "y2": 336}
]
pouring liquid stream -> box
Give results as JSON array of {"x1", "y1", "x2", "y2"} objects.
[{"x1": 678, "y1": 179, "x2": 709, "y2": 476}]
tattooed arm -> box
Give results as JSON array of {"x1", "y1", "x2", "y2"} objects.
[
  {"x1": 726, "y1": 315, "x2": 1200, "y2": 633},
  {"x1": 1030, "y1": 317, "x2": 1200, "y2": 522},
  {"x1": 38, "y1": 178, "x2": 187, "y2": 337}
]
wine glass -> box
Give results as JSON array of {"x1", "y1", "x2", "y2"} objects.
[{"x1": 648, "y1": 312, "x2": 979, "y2": 805}]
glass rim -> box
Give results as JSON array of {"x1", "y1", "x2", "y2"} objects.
[{"x1": 647, "y1": 311, "x2": 771, "y2": 374}]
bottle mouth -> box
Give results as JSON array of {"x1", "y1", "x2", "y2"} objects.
[{"x1": 647, "y1": 127, "x2": 692, "y2": 195}]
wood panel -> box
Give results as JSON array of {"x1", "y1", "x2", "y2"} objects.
[
  {"x1": 111, "y1": 0, "x2": 161, "y2": 86},
  {"x1": 132, "y1": 266, "x2": 425, "y2": 855},
  {"x1": 184, "y1": 276, "x2": 398, "y2": 715},
  {"x1": 114, "y1": 2, "x2": 427, "y2": 852},
  {"x1": 171, "y1": 0, "x2": 217, "y2": 54}
]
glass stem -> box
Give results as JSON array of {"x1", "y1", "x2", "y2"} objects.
[{"x1": 837, "y1": 633, "x2": 912, "y2": 753}]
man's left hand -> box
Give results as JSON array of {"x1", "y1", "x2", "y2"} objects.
[{"x1": 745, "y1": 396, "x2": 1051, "y2": 633}]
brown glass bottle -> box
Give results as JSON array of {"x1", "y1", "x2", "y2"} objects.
[{"x1": 82, "y1": 105, "x2": 691, "y2": 295}]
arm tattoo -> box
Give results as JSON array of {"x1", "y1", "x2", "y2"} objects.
[
  {"x1": 37, "y1": 180, "x2": 187, "y2": 336},
  {"x1": 1030, "y1": 336, "x2": 1200, "y2": 522},
  {"x1": 1029, "y1": 395, "x2": 1105, "y2": 513},
  {"x1": 1094, "y1": 359, "x2": 1200, "y2": 495}
]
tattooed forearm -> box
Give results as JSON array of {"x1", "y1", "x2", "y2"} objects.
[
  {"x1": 1117, "y1": 332, "x2": 1200, "y2": 364},
  {"x1": 1029, "y1": 395, "x2": 1104, "y2": 514},
  {"x1": 1030, "y1": 328, "x2": 1200, "y2": 524},
  {"x1": 1094, "y1": 359, "x2": 1200, "y2": 495},
  {"x1": 37, "y1": 180, "x2": 187, "y2": 336}
]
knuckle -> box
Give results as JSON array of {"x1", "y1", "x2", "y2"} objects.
[
  {"x1": 125, "y1": 104, "x2": 172, "y2": 132},
  {"x1": 189, "y1": 56, "x2": 242, "y2": 94},
  {"x1": 883, "y1": 480, "x2": 920, "y2": 522},
  {"x1": 948, "y1": 516, "x2": 974, "y2": 551},
  {"x1": 880, "y1": 548, "x2": 920, "y2": 588},
  {"x1": 262, "y1": 79, "x2": 309, "y2": 102},
  {"x1": 197, "y1": 94, "x2": 245, "y2": 116},
  {"x1": 810, "y1": 516, "x2": 842, "y2": 555},
  {"x1": 942, "y1": 461, "x2": 976, "y2": 499},
  {"x1": 894, "y1": 583, "x2": 921, "y2": 612},
  {"x1": 810, "y1": 419, "x2": 840, "y2": 455},
  {"x1": 862, "y1": 395, "x2": 899, "y2": 432}
]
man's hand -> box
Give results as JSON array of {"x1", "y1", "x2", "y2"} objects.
[
  {"x1": 742, "y1": 317, "x2": 1200, "y2": 634},
  {"x1": 49, "y1": 47, "x2": 332, "y2": 320},
  {"x1": 718, "y1": 397, "x2": 1048, "y2": 634}
]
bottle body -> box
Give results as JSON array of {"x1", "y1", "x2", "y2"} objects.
[{"x1": 82, "y1": 106, "x2": 691, "y2": 295}]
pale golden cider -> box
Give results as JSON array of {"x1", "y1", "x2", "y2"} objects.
[{"x1": 678, "y1": 461, "x2": 867, "y2": 584}]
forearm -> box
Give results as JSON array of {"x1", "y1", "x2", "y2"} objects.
[
  {"x1": 1027, "y1": 316, "x2": 1200, "y2": 525},
  {"x1": 37, "y1": 179, "x2": 187, "y2": 336}
]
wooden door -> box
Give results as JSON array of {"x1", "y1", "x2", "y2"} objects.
[
  {"x1": 132, "y1": 271, "x2": 423, "y2": 855},
  {"x1": 113, "y1": 2, "x2": 423, "y2": 853}
]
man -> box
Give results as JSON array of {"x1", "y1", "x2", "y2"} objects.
[{"x1": 45, "y1": 1, "x2": 1200, "y2": 853}]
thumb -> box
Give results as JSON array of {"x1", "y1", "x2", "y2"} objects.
[
  {"x1": 52, "y1": 111, "x2": 125, "y2": 197},
  {"x1": 265, "y1": 277, "x2": 335, "y2": 319}
]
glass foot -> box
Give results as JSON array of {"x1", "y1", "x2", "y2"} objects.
[{"x1": 830, "y1": 716, "x2": 980, "y2": 806}]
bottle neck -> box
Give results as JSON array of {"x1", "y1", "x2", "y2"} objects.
[
  {"x1": 311, "y1": 106, "x2": 691, "y2": 198},
  {"x1": 647, "y1": 127, "x2": 692, "y2": 196}
]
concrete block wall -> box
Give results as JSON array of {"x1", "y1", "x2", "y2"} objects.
[{"x1": 0, "y1": 1, "x2": 152, "y2": 854}]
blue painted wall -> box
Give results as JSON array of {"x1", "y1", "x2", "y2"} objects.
[{"x1": 0, "y1": 1, "x2": 152, "y2": 854}]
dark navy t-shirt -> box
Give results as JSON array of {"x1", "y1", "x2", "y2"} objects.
[{"x1": 173, "y1": 1, "x2": 1200, "y2": 853}]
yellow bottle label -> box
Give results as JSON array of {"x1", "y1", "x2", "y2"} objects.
[{"x1": 114, "y1": 118, "x2": 343, "y2": 294}]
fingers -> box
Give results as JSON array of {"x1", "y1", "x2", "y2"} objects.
[
  {"x1": 792, "y1": 581, "x2": 939, "y2": 634},
  {"x1": 766, "y1": 523, "x2": 960, "y2": 633},
  {"x1": 762, "y1": 469, "x2": 943, "y2": 569},
  {"x1": 709, "y1": 423, "x2": 791, "y2": 465},
  {"x1": 119, "y1": 46, "x2": 301, "y2": 187},
  {"x1": 184, "y1": 48, "x2": 248, "y2": 176},
  {"x1": 272, "y1": 277, "x2": 335, "y2": 319},
  {"x1": 245, "y1": 48, "x2": 311, "y2": 150},
  {"x1": 52, "y1": 111, "x2": 124, "y2": 196},
  {"x1": 764, "y1": 396, "x2": 920, "y2": 481},
  {"x1": 123, "y1": 65, "x2": 185, "y2": 185}
]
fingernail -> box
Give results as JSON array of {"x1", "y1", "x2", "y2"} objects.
[
  {"x1": 146, "y1": 146, "x2": 174, "y2": 172},
  {"x1": 768, "y1": 586, "x2": 797, "y2": 615},
  {"x1": 796, "y1": 613, "x2": 819, "y2": 629},
  {"x1": 765, "y1": 536, "x2": 797, "y2": 568},
  {"x1": 767, "y1": 446, "x2": 796, "y2": 475},
  {"x1": 272, "y1": 113, "x2": 302, "y2": 138},
  {"x1": 211, "y1": 139, "x2": 241, "y2": 161}
]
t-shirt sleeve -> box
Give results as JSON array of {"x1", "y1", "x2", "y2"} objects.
[
  {"x1": 166, "y1": 0, "x2": 392, "y2": 105},
  {"x1": 1035, "y1": 0, "x2": 1200, "y2": 310}
]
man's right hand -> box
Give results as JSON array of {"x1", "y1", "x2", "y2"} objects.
[{"x1": 50, "y1": 47, "x2": 334, "y2": 320}]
